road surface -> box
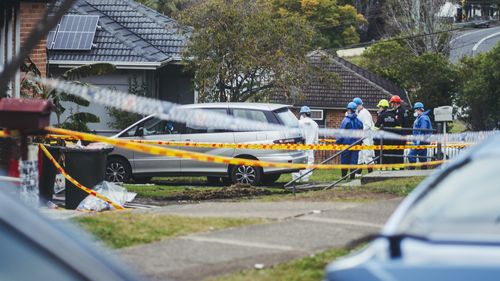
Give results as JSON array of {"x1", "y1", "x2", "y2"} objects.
[
  {"x1": 117, "y1": 199, "x2": 403, "y2": 281},
  {"x1": 450, "y1": 25, "x2": 500, "y2": 62}
]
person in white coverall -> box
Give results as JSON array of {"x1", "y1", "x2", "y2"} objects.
[
  {"x1": 353, "y1": 97, "x2": 374, "y2": 174},
  {"x1": 292, "y1": 106, "x2": 319, "y2": 182}
]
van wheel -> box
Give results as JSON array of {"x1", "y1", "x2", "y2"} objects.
[
  {"x1": 106, "y1": 158, "x2": 131, "y2": 183},
  {"x1": 262, "y1": 174, "x2": 281, "y2": 185},
  {"x1": 230, "y1": 165, "x2": 262, "y2": 186}
]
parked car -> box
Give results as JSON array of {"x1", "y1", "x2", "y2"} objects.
[
  {"x1": 472, "y1": 17, "x2": 492, "y2": 28},
  {"x1": 105, "y1": 103, "x2": 307, "y2": 185},
  {"x1": 0, "y1": 182, "x2": 142, "y2": 281},
  {"x1": 325, "y1": 133, "x2": 500, "y2": 281}
]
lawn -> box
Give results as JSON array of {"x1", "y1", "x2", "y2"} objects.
[
  {"x1": 124, "y1": 171, "x2": 423, "y2": 202},
  {"x1": 256, "y1": 176, "x2": 425, "y2": 202},
  {"x1": 73, "y1": 212, "x2": 265, "y2": 249},
  {"x1": 208, "y1": 247, "x2": 350, "y2": 281}
]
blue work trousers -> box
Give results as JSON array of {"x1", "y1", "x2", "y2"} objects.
[{"x1": 408, "y1": 149, "x2": 428, "y2": 163}]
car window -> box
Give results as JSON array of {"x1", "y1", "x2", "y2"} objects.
[
  {"x1": 0, "y1": 224, "x2": 85, "y2": 281},
  {"x1": 275, "y1": 108, "x2": 299, "y2": 128},
  {"x1": 233, "y1": 109, "x2": 268, "y2": 123},
  {"x1": 185, "y1": 108, "x2": 228, "y2": 134},
  {"x1": 120, "y1": 125, "x2": 138, "y2": 137},
  {"x1": 396, "y1": 156, "x2": 500, "y2": 240}
]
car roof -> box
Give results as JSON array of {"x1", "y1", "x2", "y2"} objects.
[{"x1": 179, "y1": 102, "x2": 291, "y2": 111}]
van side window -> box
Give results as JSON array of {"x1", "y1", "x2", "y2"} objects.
[
  {"x1": 233, "y1": 109, "x2": 268, "y2": 123},
  {"x1": 185, "y1": 108, "x2": 228, "y2": 134},
  {"x1": 137, "y1": 117, "x2": 184, "y2": 136}
]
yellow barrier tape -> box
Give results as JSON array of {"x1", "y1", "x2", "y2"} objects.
[
  {"x1": 46, "y1": 127, "x2": 445, "y2": 170},
  {"x1": 42, "y1": 133, "x2": 471, "y2": 151},
  {"x1": 39, "y1": 144, "x2": 125, "y2": 210}
]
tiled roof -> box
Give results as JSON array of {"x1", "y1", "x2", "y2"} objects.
[
  {"x1": 271, "y1": 50, "x2": 410, "y2": 109},
  {"x1": 48, "y1": 0, "x2": 188, "y2": 65}
]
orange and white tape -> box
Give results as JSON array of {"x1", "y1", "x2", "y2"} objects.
[
  {"x1": 39, "y1": 144, "x2": 125, "y2": 210},
  {"x1": 46, "y1": 127, "x2": 445, "y2": 170}
]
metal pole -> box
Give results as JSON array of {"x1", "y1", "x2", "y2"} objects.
[
  {"x1": 13, "y1": 2, "x2": 20, "y2": 98},
  {"x1": 6, "y1": 5, "x2": 13, "y2": 97}
]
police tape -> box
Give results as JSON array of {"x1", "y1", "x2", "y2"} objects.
[
  {"x1": 34, "y1": 76, "x2": 498, "y2": 144},
  {"x1": 41, "y1": 133, "x2": 471, "y2": 151},
  {"x1": 93, "y1": 139, "x2": 470, "y2": 150},
  {"x1": 46, "y1": 127, "x2": 446, "y2": 170},
  {"x1": 38, "y1": 144, "x2": 125, "y2": 210}
]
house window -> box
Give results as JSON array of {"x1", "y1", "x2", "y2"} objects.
[
  {"x1": 310, "y1": 109, "x2": 325, "y2": 127},
  {"x1": 310, "y1": 109, "x2": 324, "y2": 121}
]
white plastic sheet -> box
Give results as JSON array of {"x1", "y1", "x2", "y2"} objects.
[{"x1": 77, "y1": 181, "x2": 136, "y2": 211}]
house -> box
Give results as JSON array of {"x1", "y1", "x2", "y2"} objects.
[
  {"x1": 272, "y1": 50, "x2": 410, "y2": 128},
  {"x1": 0, "y1": 1, "x2": 49, "y2": 98},
  {"x1": 47, "y1": 0, "x2": 192, "y2": 131},
  {"x1": 271, "y1": 50, "x2": 411, "y2": 161}
]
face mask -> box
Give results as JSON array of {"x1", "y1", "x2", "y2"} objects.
[{"x1": 413, "y1": 112, "x2": 418, "y2": 117}]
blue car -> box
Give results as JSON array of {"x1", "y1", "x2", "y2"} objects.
[{"x1": 325, "y1": 133, "x2": 500, "y2": 281}]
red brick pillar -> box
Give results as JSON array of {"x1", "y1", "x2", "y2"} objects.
[{"x1": 20, "y1": 2, "x2": 47, "y2": 77}]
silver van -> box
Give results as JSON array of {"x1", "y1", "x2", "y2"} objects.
[{"x1": 105, "y1": 103, "x2": 307, "y2": 185}]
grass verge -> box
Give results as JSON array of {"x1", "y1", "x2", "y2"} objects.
[
  {"x1": 208, "y1": 248, "x2": 350, "y2": 281},
  {"x1": 256, "y1": 176, "x2": 425, "y2": 202},
  {"x1": 73, "y1": 212, "x2": 265, "y2": 249},
  {"x1": 361, "y1": 177, "x2": 426, "y2": 196}
]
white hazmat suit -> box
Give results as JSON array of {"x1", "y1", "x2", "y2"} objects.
[
  {"x1": 357, "y1": 107, "x2": 375, "y2": 164},
  {"x1": 292, "y1": 115, "x2": 319, "y2": 182}
]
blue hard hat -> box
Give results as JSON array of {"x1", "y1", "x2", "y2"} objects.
[
  {"x1": 414, "y1": 102, "x2": 424, "y2": 110},
  {"x1": 353, "y1": 97, "x2": 363, "y2": 105},
  {"x1": 347, "y1": 102, "x2": 357, "y2": 111},
  {"x1": 300, "y1": 106, "x2": 311, "y2": 114}
]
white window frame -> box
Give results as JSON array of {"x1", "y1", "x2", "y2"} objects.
[{"x1": 310, "y1": 109, "x2": 324, "y2": 121}]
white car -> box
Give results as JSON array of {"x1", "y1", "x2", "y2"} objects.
[{"x1": 105, "y1": 103, "x2": 307, "y2": 185}]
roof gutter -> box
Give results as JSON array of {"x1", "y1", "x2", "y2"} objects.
[{"x1": 49, "y1": 58, "x2": 175, "y2": 70}]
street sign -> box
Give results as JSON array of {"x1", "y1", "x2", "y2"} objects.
[{"x1": 434, "y1": 106, "x2": 453, "y2": 122}]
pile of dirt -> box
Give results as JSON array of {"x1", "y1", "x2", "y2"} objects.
[
  {"x1": 172, "y1": 184, "x2": 276, "y2": 201},
  {"x1": 134, "y1": 184, "x2": 284, "y2": 205}
]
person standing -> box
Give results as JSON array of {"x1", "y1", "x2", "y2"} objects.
[
  {"x1": 374, "y1": 99, "x2": 398, "y2": 164},
  {"x1": 408, "y1": 102, "x2": 433, "y2": 166},
  {"x1": 390, "y1": 95, "x2": 410, "y2": 167},
  {"x1": 353, "y1": 97, "x2": 375, "y2": 174},
  {"x1": 337, "y1": 102, "x2": 364, "y2": 180},
  {"x1": 292, "y1": 106, "x2": 319, "y2": 182}
]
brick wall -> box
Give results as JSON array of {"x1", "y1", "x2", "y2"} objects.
[{"x1": 20, "y1": 2, "x2": 47, "y2": 77}]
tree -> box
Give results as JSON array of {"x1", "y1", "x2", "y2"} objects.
[
  {"x1": 107, "y1": 76, "x2": 147, "y2": 130},
  {"x1": 456, "y1": 43, "x2": 500, "y2": 130},
  {"x1": 362, "y1": 40, "x2": 458, "y2": 112},
  {"x1": 21, "y1": 60, "x2": 116, "y2": 132},
  {"x1": 178, "y1": 0, "x2": 335, "y2": 102},
  {"x1": 136, "y1": 0, "x2": 193, "y2": 17},
  {"x1": 384, "y1": 0, "x2": 452, "y2": 55},
  {"x1": 272, "y1": 0, "x2": 366, "y2": 48}
]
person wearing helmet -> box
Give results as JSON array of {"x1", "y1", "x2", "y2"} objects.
[
  {"x1": 375, "y1": 99, "x2": 398, "y2": 164},
  {"x1": 408, "y1": 102, "x2": 433, "y2": 166},
  {"x1": 352, "y1": 97, "x2": 375, "y2": 174},
  {"x1": 292, "y1": 106, "x2": 319, "y2": 182},
  {"x1": 389, "y1": 95, "x2": 410, "y2": 167},
  {"x1": 337, "y1": 102, "x2": 364, "y2": 180}
]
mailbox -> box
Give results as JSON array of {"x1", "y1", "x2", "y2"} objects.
[
  {"x1": 433, "y1": 106, "x2": 453, "y2": 122},
  {"x1": 0, "y1": 98, "x2": 53, "y2": 133}
]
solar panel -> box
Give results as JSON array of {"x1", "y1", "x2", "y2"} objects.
[{"x1": 47, "y1": 15, "x2": 99, "y2": 50}]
